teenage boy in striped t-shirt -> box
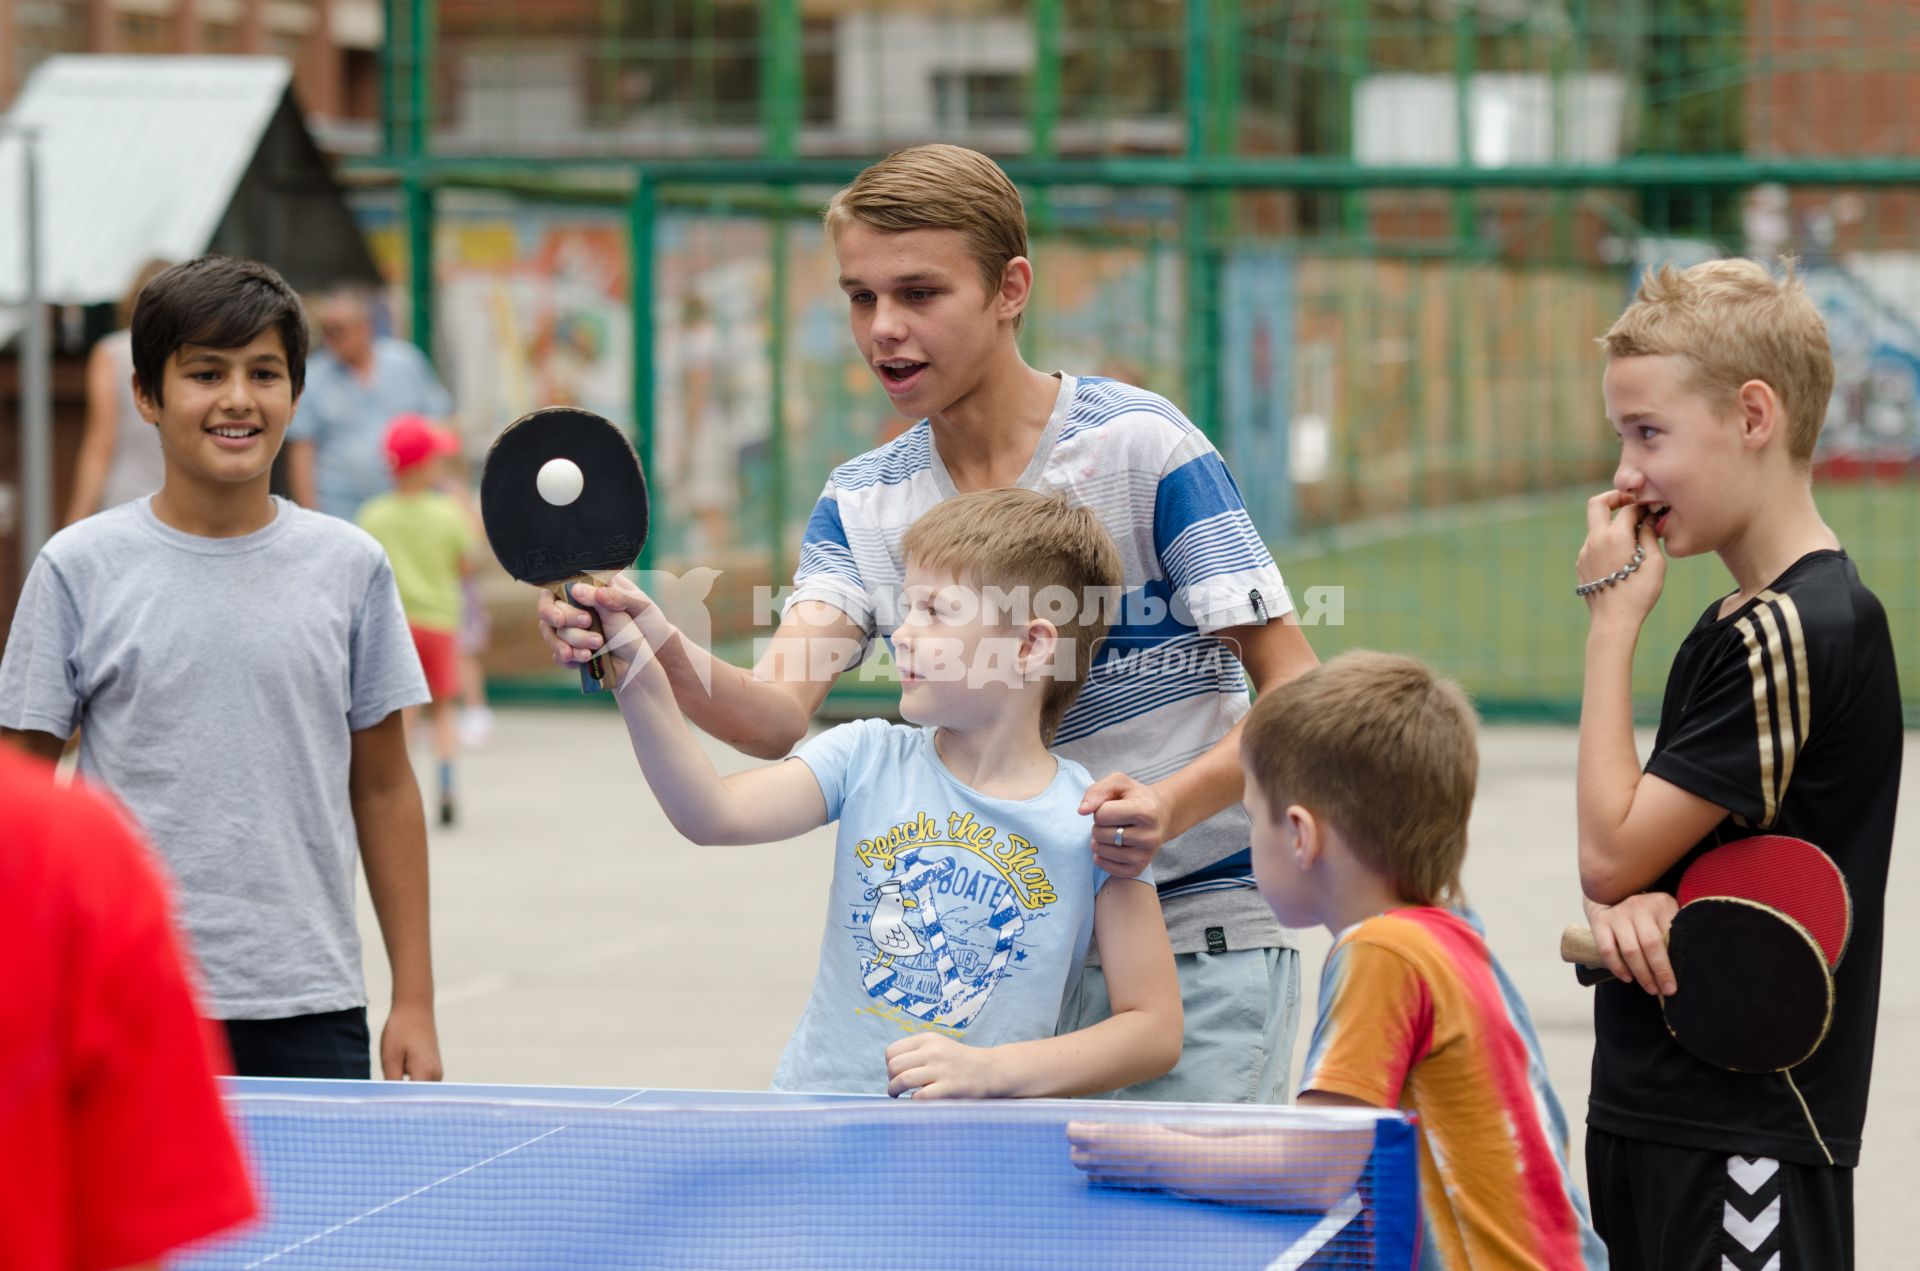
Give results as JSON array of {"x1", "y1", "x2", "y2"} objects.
[{"x1": 540, "y1": 143, "x2": 1320, "y2": 1102}]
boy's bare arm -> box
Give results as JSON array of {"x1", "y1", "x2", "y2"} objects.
[
  {"x1": 1066, "y1": 1091, "x2": 1377, "y2": 1213},
  {"x1": 581, "y1": 578, "x2": 830, "y2": 845},
  {"x1": 885, "y1": 879, "x2": 1182, "y2": 1099},
  {"x1": 65, "y1": 340, "x2": 122, "y2": 526},
  {"x1": 1083, "y1": 615, "x2": 1318, "y2": 876},
  {"x1": 542, "y1": 589, "x2": 863, "y2": 761},
  {"x1": 0, "y1": 727, "x2": 68, "y2": 765},
  {"x1": 1576, "y1": 492, "x2": 1726, "y2": 902},
  {"x1": 349, "y1": 711, "x2": 442, "y2": 1081}
]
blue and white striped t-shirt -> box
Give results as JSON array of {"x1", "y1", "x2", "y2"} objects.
[{"x1": 784, "y1": 373, "x2": 1296, "y2": 956}]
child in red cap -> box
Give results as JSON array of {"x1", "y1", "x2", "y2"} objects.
[{"x1": 358, "y1": 414, "x2": 476, "y2": 825}]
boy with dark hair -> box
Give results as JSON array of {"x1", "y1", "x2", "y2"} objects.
[
  {"x1": 542, "y1": 144, "x2": 1319, "y2": 1103},
  {"x1": 580, "y1": 489, "x2": 1182, "y2": 1096},
  {"x1": 1069, "y1": 652, "x2": 1605, "y2": 1268},
  {"x1": 1576, "y1": 258, "x2": 1901, "y2": 1268},
  {"x1": 0, "y1": 255, "x2": 443, "y2": 1083}
]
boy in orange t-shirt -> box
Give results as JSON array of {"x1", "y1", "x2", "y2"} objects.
[{"x1": 1072, "y1": 653, "x2": 1605, "y2": 1269}]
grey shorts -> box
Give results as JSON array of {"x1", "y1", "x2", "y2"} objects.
[{"x1": 1058, "y1": 945, "x2": 1303, "y2": 1104}]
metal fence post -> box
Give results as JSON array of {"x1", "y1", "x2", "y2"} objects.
[{"x1": 11, "y1": 125, "x2": 51, "y2": 576}]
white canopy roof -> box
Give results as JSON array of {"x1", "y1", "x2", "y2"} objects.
[{"x1": 0, "y1": 55, "x2": 294, "y2": 346}]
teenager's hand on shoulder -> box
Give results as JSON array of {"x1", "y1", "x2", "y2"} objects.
[
  {"x1": 1585, "y1": 891, "x2": 1679, "y2": 996},
  {"x1": 1080, "y1": 773, "x2": 1164, "y2": 877},
  {"x1": 536, "y1": 588, "x2": 601, "y2": 667},
  {"x1": 380, "y1": 1001, "x2": 444, "y2": 1081},
  {"x1": 884, "y1": 1033, "x2": 1002, "y2": 1099},
  {"x1": 1578, "y1": 490, "x2": 1665, "y2": 625}
]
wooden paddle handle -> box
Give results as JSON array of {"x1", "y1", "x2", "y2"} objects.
[
  {"x1": 1560, "y1": 925, "x2": 1618, "y2": 987},
  {"x1": 1560, "y1": 925, "x2": 1603, "y2": 967}
]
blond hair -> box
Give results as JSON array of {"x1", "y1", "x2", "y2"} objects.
[
  {"x1": 901, "y1": 489, "x2": 1122, "y2": 744},
  {"x1": 1242, "y1": 652, "x2": 1477, "y2": 907},
  {"x1": 1600, "y1": 258, "x2": 1835, "y2": 464},
  {"x1": 824, "y1": 144, "x2": 1030, "y2": 331}
]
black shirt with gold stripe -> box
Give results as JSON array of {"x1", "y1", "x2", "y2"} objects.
[{"x1": 1588, "y1": 550, "x2": 1902, "y2": 1169}]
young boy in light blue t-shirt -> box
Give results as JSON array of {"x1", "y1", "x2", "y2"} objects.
[{"x1": 577, "y1": 489, "x2": 1181, "y2": 1096}]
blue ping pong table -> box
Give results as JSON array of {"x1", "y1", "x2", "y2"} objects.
[{"x1": 176, "y1": 1078, "x2": 1418, "y2": 1270}]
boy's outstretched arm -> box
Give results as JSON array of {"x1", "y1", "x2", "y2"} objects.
[
  {"x1": 1575, "y1": 492, "x2": 1725, "y2": 904},
  {"x1": 542, "y1": 587, "x2": 866, "y2": 762},
  {"x1": 349, "y1": 711, "x2": 442, "y2": 1081},
  {"x1": 579, "y1": 580, "x2": 829, "y2": 846},
  {"x1": 884, "y1": 879, "x2": 1182, "y2": 1099},
  {"x1": 1081, "y1": 615, "x2": 1317, "y2": 876},
  {"x1": 1066, "y1": 1091, "x2": 1378, "y2": 1213}
]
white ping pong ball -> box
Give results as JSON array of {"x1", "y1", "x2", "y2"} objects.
[{"x1": 536, "y1": 458, "x2": 585, "y2": 507}]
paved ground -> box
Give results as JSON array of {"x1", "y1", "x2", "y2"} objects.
[{"x1": 363, "y1": 712, "x2": 1918, "y2": 1267}]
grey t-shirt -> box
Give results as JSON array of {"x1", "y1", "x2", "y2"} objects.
[{"x1": 0, "y1": 496, "x2": 428, "y2": 1018}]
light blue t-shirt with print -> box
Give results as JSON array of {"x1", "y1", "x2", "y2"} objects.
[{"x1": 776, "y1": 717, "x2": 1143, "y2": 1094}]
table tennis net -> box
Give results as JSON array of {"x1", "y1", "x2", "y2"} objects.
[{"x1": 179, "y1": 1091, "x2": 1419, "y2": 1270}]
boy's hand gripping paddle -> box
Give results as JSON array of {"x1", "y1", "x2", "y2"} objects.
[
  {"x1": 1560, "y1": 835, "x2": 1851, "y2": 1074},
  {"x1": 479, "y1": 407, "x2": 649, "y2": 694},
  {"x1": 1561, "y1": 896, "x2": 1833, "y2": 1073}
]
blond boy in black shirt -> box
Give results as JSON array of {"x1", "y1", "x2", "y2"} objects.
[{"x1": 1576, "y1": 258, "x2": 1900, "y2": 1270}]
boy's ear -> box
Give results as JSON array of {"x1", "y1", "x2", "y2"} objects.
[
  {"x1": 1286, "y1": 804, "x2": 1323, "y2": 869},
  {"x1": 131, "y1": 369, "x2": 160, "y2": 423},
  {"x1": 1017, "y1": 617, "x2": 1059, "y2": 679},
  {"x1": 996, "y1": 256, "x2": 1034, "y2": 323},
  {"x1": 1734, "y1": 378, "x2": 1783, "y2": 453}
]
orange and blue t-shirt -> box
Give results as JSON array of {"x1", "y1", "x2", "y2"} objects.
[{"x1": 1301, "y1": 906, "x2": 1606, "y2": 1270}]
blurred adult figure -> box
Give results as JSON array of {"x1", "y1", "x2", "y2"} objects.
[
  {"x1": 64, "y1": 259, "x2": 174, "y2": 525},
  {"x1": 288, "y1": 288, "x2": 455, "y2": 521}
]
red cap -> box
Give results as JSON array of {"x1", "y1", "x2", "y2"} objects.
[{"x1": 384, "y1": 414, "x2": 459, "y2": 471}]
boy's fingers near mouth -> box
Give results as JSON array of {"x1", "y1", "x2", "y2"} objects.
[{"x1": 1586, "y1": 489, "x2": 1633, "y2": 535}]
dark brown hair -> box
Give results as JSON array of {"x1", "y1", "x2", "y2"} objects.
[{"x1": 131, "y1": 256, "x2": 309, "y2": 405}]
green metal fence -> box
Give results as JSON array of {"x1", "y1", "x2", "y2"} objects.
[{"x1": 368, "y1": 0, "x2": 1920, "y2": 721}]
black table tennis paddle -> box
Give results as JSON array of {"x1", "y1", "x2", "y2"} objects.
[{"x1": 479, "y1": 407, "x2": 649, "y2": 694}]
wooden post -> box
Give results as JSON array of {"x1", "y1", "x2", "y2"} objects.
[
  {"x1": 173, "y1": 0, "x2": 202, "y2": 53},
  {"x1": 88, "y1": 0, "x2": 116, "y2": 52},
  {"x1": 306, "y1": 0, "x2": 344, "y2": 119},
  {"x1": 0, "y1": 0, "x2": 18, "y2": 104},
  {"x1": 240, "y1": 0, "x2": 266, "y2": 54}
]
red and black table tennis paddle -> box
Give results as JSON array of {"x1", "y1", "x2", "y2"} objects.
[
  {"x1": 1561, "y1": 834, "x2": 1850, "y2": 1074},
  {"x1": 1562, "y1": 896, "x2": 1833, "y2": 1073},
  {"x1": 1676, "y1": 833, "x2": 1852, "y2": 968},
  {"x1": 479, "y1": 407, "x2": 649, "y2": 694}
]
